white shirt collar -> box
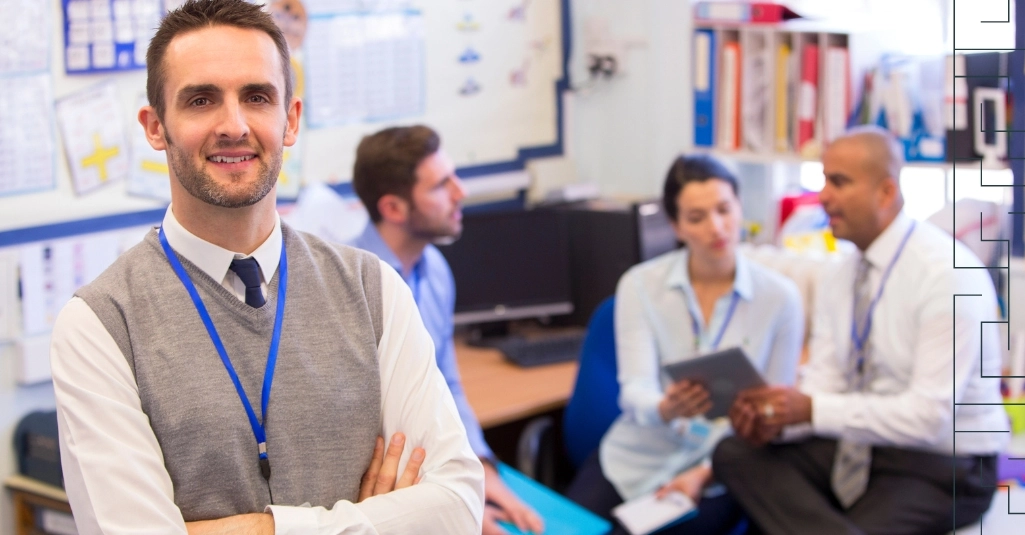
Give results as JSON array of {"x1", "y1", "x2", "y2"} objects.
[
  {"x1": 665, "y1": 249, "x2": 754, "y2": 301},
  {"x1": 161, "y1": 206, "x2": 281, "y2": 284},
  {"x1": 862, "y1": 211, "x2": 913, "y2": 270}
]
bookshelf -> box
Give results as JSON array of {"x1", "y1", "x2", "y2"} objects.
[{"x1": 689, "y1": 19, "x2": 895, "y2": 162}]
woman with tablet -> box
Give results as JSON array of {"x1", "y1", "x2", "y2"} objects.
[{"x1": 567, "y1": 154, "x2": 804, "y2": 535}]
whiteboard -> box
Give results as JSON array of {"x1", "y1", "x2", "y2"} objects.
[{"x1": 0, "y1": 0, "x2": 567, "y2": 244}]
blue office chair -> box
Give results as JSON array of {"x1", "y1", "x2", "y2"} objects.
[{"x1": 563, "y1": 295, "x2": 621, "y2": 470}]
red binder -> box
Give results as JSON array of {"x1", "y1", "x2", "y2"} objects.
[
  {"x1": 694, "y1": 2, "x2": 802, "y2": 24},
  {"x1": 797, "y1": 43, "x2": 819, "y2": 154}
]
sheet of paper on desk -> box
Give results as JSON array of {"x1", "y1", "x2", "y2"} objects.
[
  {"x1": 611, "y1": 491, "x2": 696, "y2": 535},
  {"x1": 496, "y1": 463, "x2": 611, "y2": 535}
]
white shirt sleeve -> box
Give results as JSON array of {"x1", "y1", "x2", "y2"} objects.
[
  {"x1": 798, "y1": 268, "x2": 851, "y2": 398},
  {"x1": 762, "y1": 282, "x2": 804, "y2": 386},
  {"x1": 613, "y1": 270, "x2": 667, "y2": 427},
  {"x1": 809, "y1": 268, "x2": 990, "y2": 448},
  {"x1": 267, "y1": 260, "x2": 484, "y2": 534},
  {"x1": 52, "y1": 260, "x2": 483, "y2": 535},
  {"x1": 51, "y1": 297, "x2": 188, "y2": 535}
]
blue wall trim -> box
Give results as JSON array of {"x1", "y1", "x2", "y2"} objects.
[
  {"x1": 0, "y1": 0, "x2": 572, "y2": 249},
  {"x1": 0, "y1": 208, "x2": 168, "y2": 247}
]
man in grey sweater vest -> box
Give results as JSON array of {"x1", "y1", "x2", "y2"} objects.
[{"x1": 49, "y1": 1, "x2": 483, "y2": 533}]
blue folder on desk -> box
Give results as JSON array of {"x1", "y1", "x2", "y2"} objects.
[{"x1": 497, "y1": 463, "x2": 611, "y2": 535}]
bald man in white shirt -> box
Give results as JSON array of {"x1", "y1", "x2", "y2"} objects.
[{"x1": 713, "y1": 126, "x2": 1007, "y2": 535}]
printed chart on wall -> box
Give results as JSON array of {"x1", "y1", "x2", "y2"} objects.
[
  {"x1": 56, "y1": 81, "x2": 130, "y2": 195},
  {"x1": 62, "y1": 0, "x2": 163, "y2": 73},
  {"x1": 304, "y1": 4, "x2": 425, "y2": 127},
  {"x1": 299, "y1": 0, "x2": 564, "y2": 182},
  {"x1": 0, "y1": 0, "x2": 56, "y2": 197}
]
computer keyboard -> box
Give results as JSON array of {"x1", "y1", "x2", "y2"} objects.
[{"x1": 470, "y1": 331, "x2": 585, "y2": 367}]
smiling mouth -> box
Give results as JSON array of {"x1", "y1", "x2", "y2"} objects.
[{"x1": 208, "y1": 155, "x2": 256, "y2": 164}]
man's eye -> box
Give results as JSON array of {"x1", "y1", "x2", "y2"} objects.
[
  {"x1": 191, "y1": 98, "x2": 209, "y2": 107},
  {"x1": 248, "y1": 95, "x2": 269, "y2": 103}
]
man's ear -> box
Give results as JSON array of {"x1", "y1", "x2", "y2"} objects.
[
  {"x1": 138, "y1": 105, "x2": 167, "y2": 151},
  {"x1": 283, "y1": 97, "x2": 302, "y2": 147},
  {"x1": 377, "y1": 193, "x2": 410, "y2": 224},
  {"x1": 878, "y1": 176, "x2": 899, "y2": 210}
]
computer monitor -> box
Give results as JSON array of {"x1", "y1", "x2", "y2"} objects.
[{"x1": 436, "y1": 209, "x2": 573, "y2": 326}]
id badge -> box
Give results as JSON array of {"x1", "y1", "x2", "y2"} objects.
[{"x1": 681, "y1": 417, "x2": 711, "y2": 451}]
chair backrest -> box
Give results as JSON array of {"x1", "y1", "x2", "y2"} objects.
[{"x1": 563, "y1": 296, "x2": 621, "y2": 469}]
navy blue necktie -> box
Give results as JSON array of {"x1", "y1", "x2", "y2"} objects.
[{"x1": 229, "y1": 257, "x2": 266, "y2": 308}]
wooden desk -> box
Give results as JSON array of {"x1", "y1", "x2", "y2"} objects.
[
  {"x1": 4, "y1": 475, "x2": 71, "y2": 535},
  {"x1": 455, "y1": 341, "x2": 579, "y2": 429}
]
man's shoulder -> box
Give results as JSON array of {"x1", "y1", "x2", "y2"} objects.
[
  {"x1": 743, "y1": 256, "x2": 802, "y2": 304},
  {"x1": 79, "y1": 229, "x2": 161, "y2": 295},
  {"x1": 422, "y1": 244, "x2": 453, "y2": 275},
  {"x1": 904, "y1": 221, "x2": 993, "y2": 290}
]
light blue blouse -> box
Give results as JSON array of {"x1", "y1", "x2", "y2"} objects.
[{"x1": 599, "y1": 249, "x2": 804, "y2": 499}]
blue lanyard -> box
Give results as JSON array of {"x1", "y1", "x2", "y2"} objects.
[
  {"x1": 158, "y1": 227, "x2": 287, "y2": 483},
  {"x1": 849, "y1": 222, "x2": 916, "y2": 370},
  {"x1": 690, "y1": 290, "x2": 740, "y2": 352}
]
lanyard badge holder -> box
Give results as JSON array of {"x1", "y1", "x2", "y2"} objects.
[
  {"x1": 159, "y1": 228, "x2": 287, "y2": 494},
  {"x1": 848, "y1": 222, "x2": 915, "y2": 390},
  {"x1": 680, "y1": 291, "x2": 740, "y2": 448},
  {"x1": 689, "y1": 291, "x2": 740, "y2": 354}
]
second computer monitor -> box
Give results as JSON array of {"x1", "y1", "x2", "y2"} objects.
[{"x1": 436, "y1": 209, "x2": 573, "y2": 326}]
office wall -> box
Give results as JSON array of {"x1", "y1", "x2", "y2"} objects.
[
  {"x1": 566, "y1": 0, "x2": 693, "y2": 200},
  {"x1": 1, "y1": 0, "x2": 565, "y2": 234},
  {"x1": 564, "y1": 0, "x2": 949, "y2": 201}
]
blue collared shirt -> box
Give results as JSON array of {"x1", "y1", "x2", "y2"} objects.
[{"x1": 351, "y1": 223, "x2": 495, "y2": 461}]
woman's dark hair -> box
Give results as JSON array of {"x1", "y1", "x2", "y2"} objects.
[{"x1": 661, "y1": 155, "x2": 739, "y2": 222}]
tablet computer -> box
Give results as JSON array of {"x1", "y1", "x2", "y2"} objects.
[{"x1": 661, "y1": 347, "x2": 765, "y2": 419}]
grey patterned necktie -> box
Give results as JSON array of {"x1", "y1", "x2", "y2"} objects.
[{"x1": 831, "y1": 256, "x2": 873, "y2": 509}]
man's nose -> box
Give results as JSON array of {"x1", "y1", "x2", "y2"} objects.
[
  {"x1": 215, "y1": 100, "x2": 250, "y2": 140},
  {"x1": 450, "y1": 175, "x2": 467, "y2": 201}
]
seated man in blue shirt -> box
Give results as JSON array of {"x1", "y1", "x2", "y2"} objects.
[{"x1": 351, "y1": 125, "x2": 545, "y2": 535}]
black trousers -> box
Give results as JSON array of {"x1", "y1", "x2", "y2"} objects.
[
  {"x1": 565, "y1": 452, "x2": 747, "y2": 535},
  {"x1": 713, "y1": 436, "x2": 997, "y2": 535}
]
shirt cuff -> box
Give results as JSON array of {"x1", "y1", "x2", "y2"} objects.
[
  {"x1": 631, "y1": 393, "x2": 665, "y2": 426},
  {"x1": 266, "y1": 502, "x2": 370, "y2": 534},
  {"x1": 776, "y1": 422, "x2": 813, "y2": 443},
  {"x1": 810, "y1": 393, "x2": 847, "y2": 438}
]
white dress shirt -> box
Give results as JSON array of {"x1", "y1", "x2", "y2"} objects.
[
  {"x1": 796, "y1": 212, "x2": 1009, "y2": 455},
  {"x1": 50, "y1": 207, "x2": 484, "y2": 535},
  {"x1": 600, "y1": 249, "x2": 804, "y2": 499}
]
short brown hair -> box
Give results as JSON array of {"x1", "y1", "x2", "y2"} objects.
[
  {"x1": 146, "y1": 0, "x2": 293, "y2": 120},
  {"x1": 352, "y1": 125, "x2": 441, "y2": 223}
]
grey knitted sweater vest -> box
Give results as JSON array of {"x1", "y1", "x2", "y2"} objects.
[{"x1": 76, "y1": 224, "x2": 383, "y2": 521}]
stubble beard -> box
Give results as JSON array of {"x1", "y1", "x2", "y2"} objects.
[
  {"x1": 166, "y1": 136, "x2": 281, "y2": 209},
  {"x1": 408, "y1": 204, "x2": 462, "y2": 244}
]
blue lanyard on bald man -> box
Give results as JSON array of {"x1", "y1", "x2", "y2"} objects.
[{"x1": 849, "y1": 222, "x2": 916, "y2": 385}]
